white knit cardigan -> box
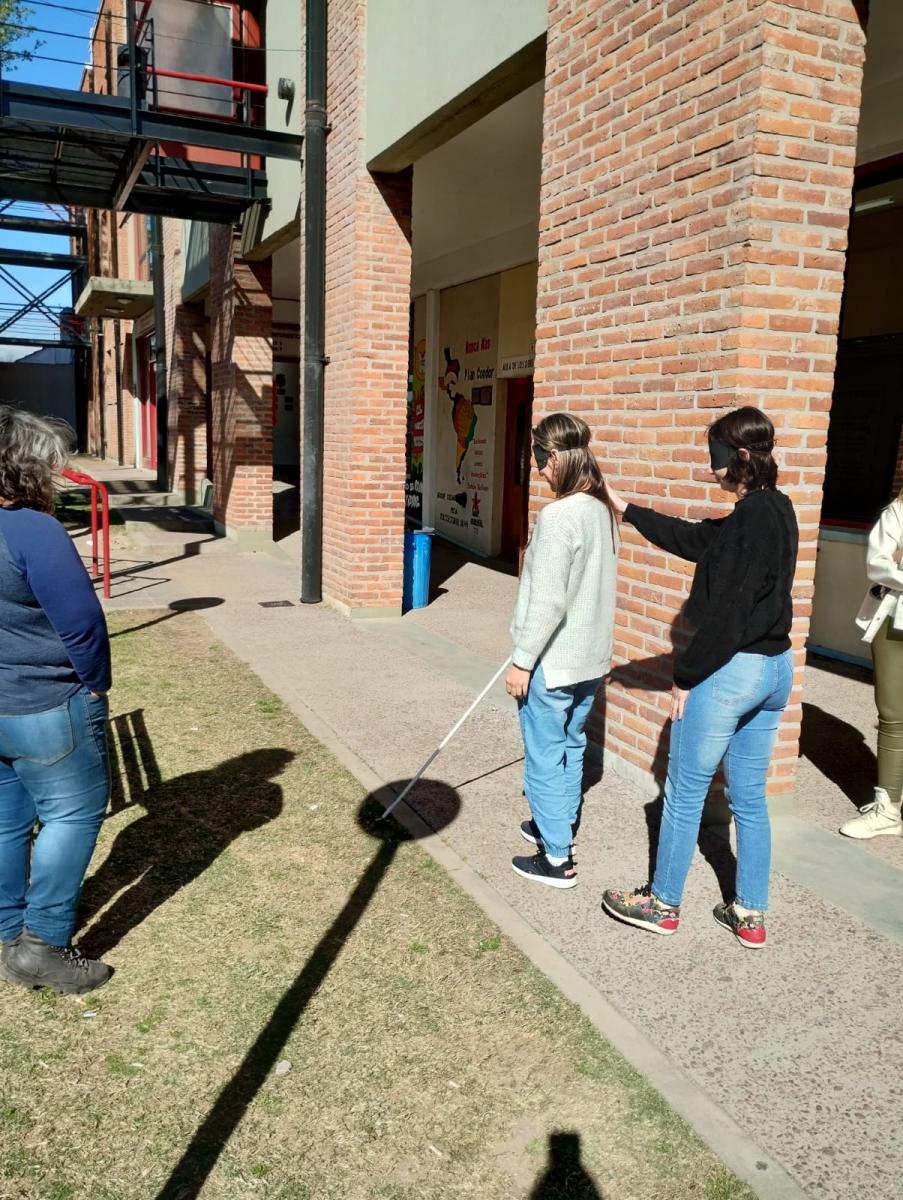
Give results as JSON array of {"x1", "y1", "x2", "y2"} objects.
[{"x1": 510, "y1": 492, "x2": 618, "y2": 688}]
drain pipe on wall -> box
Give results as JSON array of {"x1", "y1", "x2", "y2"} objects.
[
  {"x1": 301, "y1": 0, "x2": 328, "y2": 603},
  {"x1": 149, "y1": 213, "x2": 169, "y2": 494}
]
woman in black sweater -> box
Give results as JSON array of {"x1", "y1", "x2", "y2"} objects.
[{"x1": 602, "y1": 407, "x2": 797, "y2": 949}]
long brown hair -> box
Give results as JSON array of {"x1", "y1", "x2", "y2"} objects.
[
  {"x1": 0, "y1": 405, "x2": 73, "y2": 514},
  {"x1": 533, "y1": 412, "x2": 617, "y2": 537}
]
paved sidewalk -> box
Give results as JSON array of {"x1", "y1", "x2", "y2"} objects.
[{"x1": 71, "y1": 470, "x2": 902, "y2": 1200}]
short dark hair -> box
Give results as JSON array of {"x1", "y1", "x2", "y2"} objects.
[{"x1": 709, "y1": 406, "x2": 778, "y2": 492}]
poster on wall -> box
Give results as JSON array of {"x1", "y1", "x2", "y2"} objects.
[
  {"x1": 405, "y1": 298, "x2": 426, "y2": 523},
  {"x1": 435, "y1": 275, "x2": 500, "y2": 556},
  {"x1": 273, "y1": 327, "x2": 300, "y2": 470}
]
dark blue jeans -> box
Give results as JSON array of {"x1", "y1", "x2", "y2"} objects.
[{"x1": 0, "y1": 688, "x2": 110, "y2": 946}]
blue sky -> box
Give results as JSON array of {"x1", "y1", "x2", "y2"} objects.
[{"x1": 0, "y1": 1, "x2": 101, "y2": 357}]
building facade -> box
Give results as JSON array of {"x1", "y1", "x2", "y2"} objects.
[{"x1": 84, "y1": 0, "x2": 903, "y2": 796}]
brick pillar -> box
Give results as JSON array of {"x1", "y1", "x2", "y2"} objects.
[
  {"x1": 209, "y1": 225, "x2": 273, "y2": 534},
  {"x1": 160, "y1": 219, "x2": 208, "y2": 503},
  {"x1": 318, "y1": 0, "x2": 412, "y2": 614},
  {"x1": 535, "y1": 0, "x2": 866, "y2": 794}
]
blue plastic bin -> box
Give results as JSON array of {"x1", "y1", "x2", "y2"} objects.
[{"x1": 402, "y1": 527, "x2": 434, "y2": 611}]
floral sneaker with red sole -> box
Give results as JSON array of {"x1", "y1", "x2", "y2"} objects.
[
  {"x1": 713, "y1": 901, "x2": 766, "y2": 949},
  {"x1": 601, "y1": 883, "x2": 680, "y2": 936}
]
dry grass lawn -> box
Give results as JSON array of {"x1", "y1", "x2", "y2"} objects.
[{"x1": 0, "y1": 612, "x2": 756, "y2": 1200}]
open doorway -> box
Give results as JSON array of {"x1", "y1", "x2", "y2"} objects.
[
  {"x1": 136, "y1": 333, "x2": 157, "y2": 472},
  {"x1": 500, "y1": 377, "x2": 532, "y2": 568}
]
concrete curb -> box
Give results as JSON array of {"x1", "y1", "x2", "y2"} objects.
[{"x1": 227, "y1": 632, "x2": 809, "y2": 1200}]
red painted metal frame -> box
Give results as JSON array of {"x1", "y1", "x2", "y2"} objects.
[
  {"x1": 146, "y1": 66, "x2": 269, "y2": 95},
  {"x1": 61, "y1": 469, "x2": 111, "y2": 600}
]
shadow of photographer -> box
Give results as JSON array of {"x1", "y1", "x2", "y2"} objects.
[{"x1": 153, "y1": 779, "x2": 461, "y2": 1200}]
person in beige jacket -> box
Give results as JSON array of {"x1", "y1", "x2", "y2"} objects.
[{"x1": 841, "y1": 490, "x2": 903, "y2": 839}]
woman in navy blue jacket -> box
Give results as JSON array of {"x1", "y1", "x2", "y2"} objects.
[{"x1": 0, "y1": 406, "x2": 112, "y2": 993}]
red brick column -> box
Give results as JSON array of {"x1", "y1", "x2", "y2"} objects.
[
  {"x1": 209, "y1": 225, "x2": 273, "y2": 533},
  {"x1": 534, "y1": 0, "x2": 866, "y2": 793},
  {"x1": 166, "y1": 304, "x2": 207, "y2": 503},
  {"x1": 319, "y1": 0, "x2": 412, "y2": 614},
  {"x1": 160, "y1": 219, "x2": 208, "y2": 503}
]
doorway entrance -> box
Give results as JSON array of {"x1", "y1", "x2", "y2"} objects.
[
  {"x1": 136, "y1": 334, "x2": 157, "y2": 471},
  {"x1": 500, "y1": 377, "x2": 532, "y2": 566}
]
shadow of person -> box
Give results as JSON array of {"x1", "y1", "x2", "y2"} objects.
[
  {"x1": 799, "y1": 700, "x2": 876, "y2": 810},
  {"x1": 78, "y1": 738, "x2": 289, "y2": 958},
  {"x1": 154, "y1": 779, "x2": 461, "y2": 1200},
  {"x1": 528, "y1": 1131, "x2": 605, "y2": 1199}
]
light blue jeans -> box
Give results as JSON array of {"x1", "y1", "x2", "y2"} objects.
[
  {"x1": 652, "y1": 649, "x2": 793, "y2": 911},
  {"x1": 519, "y1": 663, "x2": 601, "y2": 859},
  {"x1": 0, "y1": 688, "x2": 110, "y2": 946}
]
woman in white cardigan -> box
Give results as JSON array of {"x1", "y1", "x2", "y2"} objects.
[
  {"x1": 506, "y1": 413, "x2": 618, "y2": 888},
  {"x1": 841, "y1": 490, "x2": 903, "y2": 839}
]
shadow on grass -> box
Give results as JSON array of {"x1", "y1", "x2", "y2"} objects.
[
  {"x1": 78, "y1": 713, "x2": 288, "y2": 957},
  {"x1": 108, "y1": 596, "x2": 225, "y2": 640},
  {"x1": 529, "y1": 1132, "x2": 605, "y2": 1199},
  {"x1": 153, "y1": 780, "x2": 461, "y2": 1200}
]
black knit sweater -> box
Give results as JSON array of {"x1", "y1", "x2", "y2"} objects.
[{"x1": 624, "y1": 489, "x2": 798, "y2": 689}]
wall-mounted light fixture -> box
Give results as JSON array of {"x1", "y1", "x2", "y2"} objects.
[{"x1": 853, "y1": 195, "x2": 895, "y2": 214}]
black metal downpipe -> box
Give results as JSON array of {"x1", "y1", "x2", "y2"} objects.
[
  {"x1": 301, "y1": 0, "x2": 328, "y2": 603},
  {"x1": 149, "y1": 214, "x2": 169, "y2": 493}
]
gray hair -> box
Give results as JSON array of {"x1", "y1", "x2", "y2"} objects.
[{"x1": 0, "y1": 405, "x2": 74, "y2": 513}]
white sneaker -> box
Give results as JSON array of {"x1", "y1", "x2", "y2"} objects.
[{"x1": 839, "y1": 789, "x2": 902, "y2": 840}]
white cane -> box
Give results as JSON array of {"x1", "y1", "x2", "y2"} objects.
[{"x1": 381, "y1": 656, "x2": 513, "y2": 820}]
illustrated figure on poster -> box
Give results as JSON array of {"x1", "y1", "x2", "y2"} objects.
[
  {"x1": 405, "y1": 339, "x2": 427, "y2": 517},
  {"x1": 410, "y1": 339, "x2": 425, "y2": 475},
  {"x1": 442, "y1": 348, "x2": 476, "y2": 483}
]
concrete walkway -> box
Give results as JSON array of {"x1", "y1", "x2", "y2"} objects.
[{"x1": 70, "y1": 465, "x2": 902, "y2": 1200}]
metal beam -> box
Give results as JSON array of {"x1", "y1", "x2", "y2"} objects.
[
  {"x1": 0, "y1": 269, "x2": 76, "y2": 335},
  {"x1": 0, "y1": 217, "x2": 87, "y2": 236},
  {"x1": 0, "y1": 264, "x2": 69, "y2": 329},
  {"x1": 0, "y1": 248, "x2": 86, "y2": 269},
  {"x1": 0, "y1": 336, "x2": 85, "y2": 348},
  {"x1": 0, "y1": 81, "x2": 303, "y2": 161},
  {"x1": 111, "y1": 138, "x2": 153, "y2": 211},
  {"x1": 0, "y1": 164, "x2": 268, "y2": 224}
]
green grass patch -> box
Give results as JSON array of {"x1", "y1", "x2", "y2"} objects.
[
  {"x1": 0, "y1": 612, "x2": 757, "y2": 1199},
  {"x1": 54, "y1": 488, "x2": 124, "y2": 530}
]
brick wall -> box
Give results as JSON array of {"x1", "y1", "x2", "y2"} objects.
[
  {"x1": 320, "y1": 0, "x2": 412, "y2": 612},
  {"x1": 534, "y1": 0, "x2": 866, "y2": 793},
  {"x1": 81, "y1": 4, "x2": 138, "y2": 468},
  {"x1": 162, "y1": 219, "x2": 208, "y2": 501},
  {"x1": 209, "y1": 225, "x2": 273, "y2": 532}
]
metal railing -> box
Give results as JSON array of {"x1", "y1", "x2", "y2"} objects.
[{"x1": 61, "y1": 467, "x2": 112, "y2": 600}]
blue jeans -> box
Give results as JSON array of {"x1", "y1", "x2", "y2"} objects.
[
  {"x1": 519, "y1": 663, "x2": 601, "y2": 859},
  {"x1": 0, "y1": 688, "x2": 110, "y2": 946},
  {"x1": 652, "y1": 649, "x2": 793, "y2": 911}
]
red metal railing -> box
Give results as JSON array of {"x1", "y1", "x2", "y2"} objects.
[
  {"x1": 61, "y1": 469, "x2": 111, "y2": 600},
  {"x1": 145, "y1": 67, "x2": 269, "y2": 96}
]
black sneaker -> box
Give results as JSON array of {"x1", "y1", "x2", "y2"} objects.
[
  {"x1": 511, "y1": 852, "x2": 577, "y2": 889},
  {"x1": 519, "y1": 819, "x2": 577, "y2": 848},
  {"x1": 0, "y1": 927, "x2": 111, "y2": 995}
]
